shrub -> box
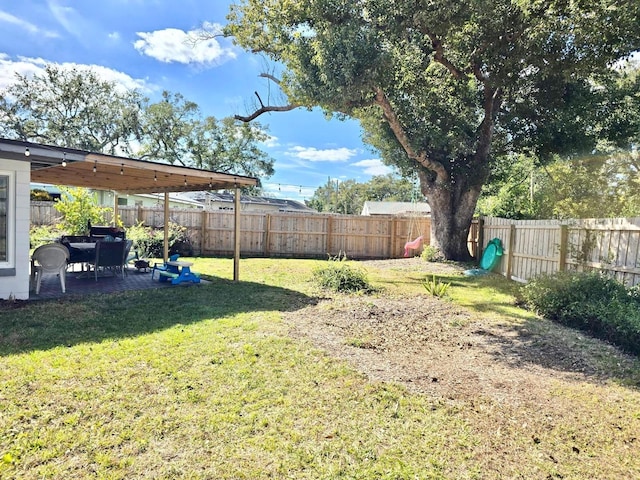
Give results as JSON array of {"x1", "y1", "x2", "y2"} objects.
[
  {"x1": 30, "y1": 188, "x2": 52, "y2": 201},
  {"x1": 522, "y1": 272, "x2": 640, "y2": 354},
  {"x1": 126, "y1": 222, "x2": 191, "y2": 258},
  {"x1": 53, "y1": 186, "x2": 108, "y2": 235},
  {"x1": 29, "y1": 225, "x2": 63, "y2": 249},
  {"x1": 312, "y1": 253, "x2": 373, "y2": 293},
  {"x1": 421, "y1": 245, "x2": 444, "y2": 262},
  {"x1": 628, "y1": 284, "x2": 640, "y2": 305}
]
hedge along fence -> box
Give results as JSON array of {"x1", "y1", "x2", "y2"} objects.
[
  {"x1": 481, "y1": 216, "x2": 640, "y2": 286},
  {"x1": 32, "y1": 202, "x2": 481, "y2": 259}
]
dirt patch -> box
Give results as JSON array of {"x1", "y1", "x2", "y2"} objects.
[{"x1": 284, "y1": 258, "x2": 637, "y2": 405}]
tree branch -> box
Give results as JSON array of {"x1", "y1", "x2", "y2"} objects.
[
  {"x1": 373, "y1": 87, "x2": 448, "y2": 183},
  {"x1": 254, "y1": 91, "x2": 265, "y2": 108},
  {"x1": 428, "y1": 34, "x2": 465, "y2": 80},
  {"x1": 258, "y1": 72, "x2": 282, "y2": 84},
  {"x1": 234, "y1": 104, "x2": 299, "y2": 123},
  {"x1": 234, "y1": 72, "x2": 301, "y2": 122},
  {"x1": 473, "y1": 86, "x2": 502, "y2": 165}
]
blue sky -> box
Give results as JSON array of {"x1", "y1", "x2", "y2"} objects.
[{"x1": 0, "y1": 0, "x2": 394, "y2": 202}]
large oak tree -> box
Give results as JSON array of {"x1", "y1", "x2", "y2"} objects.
[{"x1": 224, "y1": 0, "x2": 640, "y2": 260}]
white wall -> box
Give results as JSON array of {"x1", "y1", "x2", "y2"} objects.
[
  {"x1": 0, "y1": 159, "x2": 30, "y2": 300},
  {"x1": 96, "y1": 190, "x2": 202, "y2": 209}
]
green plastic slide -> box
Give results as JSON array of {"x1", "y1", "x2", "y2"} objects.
[{"x1": 479, "y1": 237, "x2": 503, "y2": 271}]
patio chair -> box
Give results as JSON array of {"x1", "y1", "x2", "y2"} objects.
[
  {"x1": 31, "y1": 243, "x2": 70, "y2": 295},
  {"x1": 88, "y1": 240, "x2": 127, "y2": 281},
  {"x1": 123, "y1": 239, "x2": 137, "y2": 274},
  {"x1": 151, "y1": 254, "x2": 179, "y2": 280}
]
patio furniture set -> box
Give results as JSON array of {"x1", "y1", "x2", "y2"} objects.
[{"x1": 30, "y1": 226, "x2": 200, "y2": 295}]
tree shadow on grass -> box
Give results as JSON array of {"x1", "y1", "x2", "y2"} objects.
[
  {"x1": 0, "y1": 277, "x2": 318, "y2": 356},
  {"x1": 435, "y1": 273, "x2": 640, "y2": 389}
]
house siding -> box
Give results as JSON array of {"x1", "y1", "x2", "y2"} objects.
[{"x1": 0, "y1": 159, "x2": 30, "y2": 300}]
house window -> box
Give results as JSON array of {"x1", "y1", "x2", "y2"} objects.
[{"x1": 0, "y1": 173, "x2": 13, "y2": 266}]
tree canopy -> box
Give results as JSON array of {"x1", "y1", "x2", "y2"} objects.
[
  {"x1": 306, "y1": 174, "x2": 419, "y2": 214},
  {"x1": 0, "y1": 65, "x2": 275, "y2": 186},
  {"x1": 225, "y1": 0, "x2": 640, "y2": 260},
  {"x1": 478, "y1": 63, "x2": 640, "y2": 219},
  {"x1": 0, "y1": 65, "x2": 142, "y2": 155}
]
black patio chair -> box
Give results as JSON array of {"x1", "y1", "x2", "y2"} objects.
[{"x1": 88, "y1": 240, "x2": 127, "y2": 281}]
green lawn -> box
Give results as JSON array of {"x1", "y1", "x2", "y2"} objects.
[{"x1": 1, "y1": 258, "x2": 639, "y2": 479}]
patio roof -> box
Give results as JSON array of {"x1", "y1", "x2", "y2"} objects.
[
  {"x1": 0, "y1": 138, "x2": 259, "y2": 194},
  {"x1": 3, "y1": 137, "x2": 258, "y2": 282}
]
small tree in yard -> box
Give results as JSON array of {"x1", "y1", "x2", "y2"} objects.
[
  {"x1": 54, "y1": 186, "x2": 108, "y2": 235},
  {"x1": 223, "y1": 0, "x2": 640, "y2": 260}
]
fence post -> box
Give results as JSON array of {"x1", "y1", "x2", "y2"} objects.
[
  {"x1": 264, "y1": 214, "x2": 271, "y2": 256},
  {"x1": 389, "y1": 218, "x2": 397, "y2": 258},
  {"x1": 506, "y1": 224, "x2": 516, "y2": 280},
  {"x1": 558, "y1": 225, "x2": 568, "y2": 272},
  {"x1": 200, "y1": 210, "x2": 207, "y2": 256},
  {"x1": 326, "y1": 216, "x2": 334, "y2": 255},
  {"x1": 475, "y1": 218, "x2": 484, "y2": 259}
]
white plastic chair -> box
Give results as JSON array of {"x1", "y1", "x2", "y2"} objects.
[{"x1": 31, "y1": 243, "x2": 70, "y2": 295}]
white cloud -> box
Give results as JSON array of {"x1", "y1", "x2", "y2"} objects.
[
  {"x1": 0, "y1": 54, "x2": 44, "y2": 90},
  {"x1": 0, "y1": 10, "x2": 58, "y2": 38},
  {"x1": 133, "y1": 25, "x2": 236, "y2": 66},
  {"x1": 351, "y1": 159, "x2": 393, "y2": 176},
  {"x1": 0, "y1": 54, "x2": 153, "y2": 92},
  {"x1": 287, "y1": 146, "x2": 357, "y2": 162},
  {"x1": 261, "y1": 133, "x2": 279, "y2": 148}
]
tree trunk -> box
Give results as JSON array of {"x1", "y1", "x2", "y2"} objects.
[{"x1": 421, "y1": 171, "x2": 482, "y2": 262}]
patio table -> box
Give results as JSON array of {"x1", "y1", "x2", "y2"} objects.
[
  {"x1": 69, "y1": 242, "x2": 96, "y2": 250},
  {"x1": 67, "y1": 242, "x2": 97, "y2": 277}
]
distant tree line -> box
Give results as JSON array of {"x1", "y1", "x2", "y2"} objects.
[
  {"x1": 0, "y1": 65, "x2": 275, "y2": 190},
  {"x1": 305, "y1": 174, "x2": 421, "y2": 215}
]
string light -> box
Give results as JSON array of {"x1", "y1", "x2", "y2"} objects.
[
  {"x1": 93, "y1": 160, "x2": 97, "y2": 174},
  {"x1": 61, "y1": 152, "x2": 67, "y2": 167},
  {"x1": 184, "y1": 175, "x2": 187, "y2": 186},
  {"x1": 120, "y1": 163, "x2": 124, "y2": 175},
  {"x1": 154, "y1": 171, "x2": 157, "y2": 182},
  {"x1": 209, "y1": 178, "x2": 213, "y2": 189},
  {"x1": 24, "y1": 147, "x2": 30, "y2": 157}
]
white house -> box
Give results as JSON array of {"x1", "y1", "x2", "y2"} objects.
[
  {"x1": 0, "y1": 138, "x2": 258, "y2": 300},
  {"x1": 95, "y1": 190, "x2": 204, "y2": 209},
  {"x1": 361, "y1": 201, "x2": 431, "y2": 216},
  {"x1": 0, "y1": 158, "x2": 31, "y2": 300},
  {"x1": 32, "y1": 183, "x2": 204, "y2": 209}
]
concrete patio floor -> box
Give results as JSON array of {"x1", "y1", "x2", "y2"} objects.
[{"x1": 29, "y1": 266, "x2": 204, "y2": 300}]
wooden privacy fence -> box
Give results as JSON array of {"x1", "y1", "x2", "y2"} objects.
[
  {"x1": 159, "y1": 209, "x2": 436, "y2": 259},
  {"x1": 481, "y1": 216, "x2": 640, "y2": 286},
  {"x1": 31, "y1": 202, "x2": 483, "y2": 259}
]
